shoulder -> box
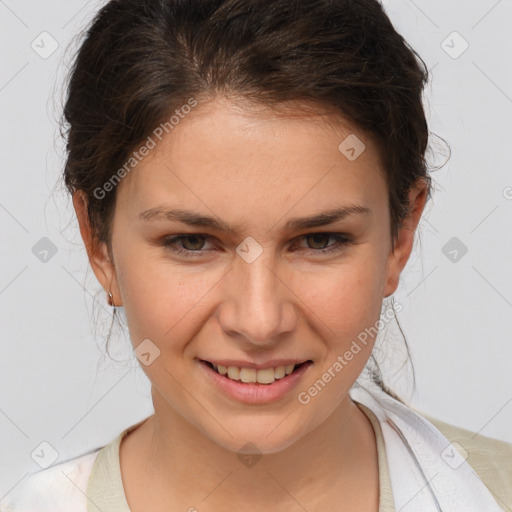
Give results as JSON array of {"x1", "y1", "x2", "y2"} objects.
[
  {"x1": 0, "y1": 449, "x2": 100, "y2": 512},
  {"x1": 423, "y1": 412, "x2": 512, "y2": 508}
]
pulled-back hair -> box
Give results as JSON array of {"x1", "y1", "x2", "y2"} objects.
[{"x1": 61, "y1": 0, "x2": 446, "y2": 403}]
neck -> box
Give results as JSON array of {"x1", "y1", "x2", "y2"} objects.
[{"x1": 121, "y1": 390, "x2": 379, "y2": 511}]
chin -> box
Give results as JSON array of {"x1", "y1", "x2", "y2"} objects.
[{"x1": 201, "y1": 417, "x2": 311, "y2": 456}]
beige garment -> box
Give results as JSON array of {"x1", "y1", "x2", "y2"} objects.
[
  {"x1": 86, "y1": 404, "x2": 512, "y2": 512},
  {"x1": 418, "y1": 410, "x2": 512, "y2": 511}
]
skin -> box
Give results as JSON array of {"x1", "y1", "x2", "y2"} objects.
[{"x1": 74, "y1": 96, "x2": 427, "y2": 511}]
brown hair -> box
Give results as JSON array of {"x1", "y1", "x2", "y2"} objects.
[{"x1": 61, "y1": 0, "x2": 447, "y2": 403}]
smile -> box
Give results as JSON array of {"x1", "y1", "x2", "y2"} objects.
[
  {"x1": 200, "y1": 360, "x2": 312, "y2": 385},
  {"x1": 197, "y1": 358, "x2": 313, "y2": 404}
]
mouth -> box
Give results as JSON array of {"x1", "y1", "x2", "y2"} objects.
[{"x1": 199, "y1": 359, "x2": 313, "y2": 385}]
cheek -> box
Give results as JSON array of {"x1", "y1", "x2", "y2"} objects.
[
  {"x1": 116, "y1": 248, "x2": 222, "y2": 349},
  {"x1": 292, "y1": 257, "x2": 385, "y2": 341},
  {"x1": 116, "y1": 232, "x2": 386, "y2": 358}
]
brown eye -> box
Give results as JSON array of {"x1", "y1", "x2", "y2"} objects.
[
  {"x1": 176, "y1": 235, "x2": 207, "y2": 251},
  {"x1": 161, "y1": 234, "x2": 213, "y2": 257},
  {"x1": 293, "y1": 233, "x2": 352, "y2": 255},
  {"x1": 305, "y1": 233, "x2": 331, "y2": 250}
]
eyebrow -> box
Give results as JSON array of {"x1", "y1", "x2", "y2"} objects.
[{"x1": 139, "y1": 204, "x2": 371, "y2": 234}]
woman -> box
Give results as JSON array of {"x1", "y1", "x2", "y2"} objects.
[{"x1": 2, "y1": 0, "x2": 511, "y2": 511}]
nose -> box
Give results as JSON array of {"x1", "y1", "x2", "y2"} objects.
[{"x1": 217, "y1": 249, "x2": 297, "y2": 348}]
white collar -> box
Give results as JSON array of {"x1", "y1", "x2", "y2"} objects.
[{"x1": 349, "y1": 378, "x2": 505, "y2": 511}]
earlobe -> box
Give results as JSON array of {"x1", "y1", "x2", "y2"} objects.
[{"x1": 72, "y1": 190, "x2": 122, "y2": 307}]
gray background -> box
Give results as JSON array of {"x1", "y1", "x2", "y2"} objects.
[{"x1": 1, "y1": 0, "x2": 511, "y2": 499}]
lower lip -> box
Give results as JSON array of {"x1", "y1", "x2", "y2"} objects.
[{"x1": 198, "y1": 359, "x2": 313, "y2": 405}]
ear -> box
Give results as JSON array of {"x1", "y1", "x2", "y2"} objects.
[
  {"x1": 382, "y1": 178, "x2": 429, "y2": 298},
  {"x1": 72, "y1": 190, "x2": 122, "y2": 307}
]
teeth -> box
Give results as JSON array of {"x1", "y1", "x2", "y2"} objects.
[{"x1": 212, "y1": 363, "x2": 299, "y2": 384}]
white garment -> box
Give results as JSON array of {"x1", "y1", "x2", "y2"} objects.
[
  {"x1": 1, "y1": 379, "x2": 506, "y2": 512},
  {"x1": 1, "y1": 449, "x2": 99, "y2": 512},
  {"x1": 349, "y1": 380, "x2": 506, "y2": 511}
]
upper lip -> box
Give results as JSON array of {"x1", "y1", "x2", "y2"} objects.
[{"x1": 199, "y1": 358, "x2": 312, "y2": 370}]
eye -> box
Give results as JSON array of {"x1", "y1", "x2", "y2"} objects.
[
  {"x1": 161, "y1": 234, "x2": 213, "y2": 257},
  {"x1": 160, "y1": 232, "x2": 352, "y2": 258},
  {"x1": 291, "y1": 233, "x2": 352, "y2": 255}
]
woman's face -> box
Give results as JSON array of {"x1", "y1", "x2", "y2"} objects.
[{"x1": 80, "y1": 96, "x2": 424, "y2": 453}]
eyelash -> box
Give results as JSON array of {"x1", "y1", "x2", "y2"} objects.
[{"x1": 159, "y1": 233, "x2": 353, "y2": 258}]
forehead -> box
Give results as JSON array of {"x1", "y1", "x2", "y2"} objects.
[{"x1": 115, "y1": 96, "x2": 387, "y2": 222}]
